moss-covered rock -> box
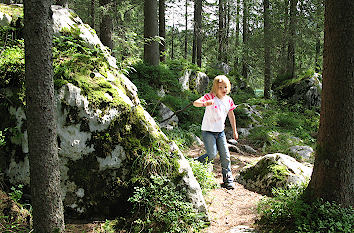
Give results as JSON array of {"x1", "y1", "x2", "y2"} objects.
[
  {"x1": 0, "y1": 4, "x2": 207, "y2": 219},
  {"x1": 236, "y1": 153, "x2": 312, "y2": 196}
]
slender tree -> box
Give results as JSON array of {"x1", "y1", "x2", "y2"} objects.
[
  {"x1": 286, "y1": 0, "x2": 297, "y2": 78},
  {"x1": 218, "y1": 0, "x2": 225, "y2": 62},
  {"x1": 195, "y1": 0, "x2": 202, "y2": 67},
  {"x1": 159, "y1": 0, "x2": 166, "y2": 62},
  {"x1": 55, "y1": 0, "x2": 68, "y2": 8},
  {"x1": 99, "y1": 0, "x2": 114, "y2": 50},
  {"x1": 144, "y1": 0, "x2": 159, "y2": 65},
  {"x1": 264, "y1": 0, "x2": 271, "y2": 98},
  {"x1": 184, "y1": 0, "x2": 188, "y2": 59},
  {"x1": 234, "y1": 0, "x2": 240, "y2": 71},
  {"x1": 242, "y1": 0, "x2": 249, "y2": 79},
  {"x1": 90, "y1": 0, "x2": 95, "y2": 29},
  {"x1": 24, "y1": 0, "x2": 65, "y2": 232},
  {"x1": 305, "y1": 0, "x2": 354, "y2": 207}
]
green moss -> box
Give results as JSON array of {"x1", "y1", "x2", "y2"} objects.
[{"x1": 0, "y1": 4, "x2": 23, "y2": 19}]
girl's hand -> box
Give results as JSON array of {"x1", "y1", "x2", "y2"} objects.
[
  {"x1": 233, "y1": 131, "x2": 239, "y2": 140},
  {"x1": 204, "y1": 99, "x2": 214, "y2": 107}
]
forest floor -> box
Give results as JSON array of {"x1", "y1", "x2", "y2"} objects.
[
  {"x1": 188, "y1": 145, "x2": 264, "y2": 233},
  {"x1": 65, "y1": 144, "x2": 265, "y2": 233}
]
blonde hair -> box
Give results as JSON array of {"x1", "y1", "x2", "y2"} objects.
[{"x1": 211, "y1": 75, "x2": 231, "y2": 95}]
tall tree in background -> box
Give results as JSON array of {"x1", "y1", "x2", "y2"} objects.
[
  {"x1": 99, "y1": 0, "x2": 114, "y2": 50},
  {"x1": 195, "y1": 0, "x2": 202, "y2": 67},
  {"x1": 24, "y1": 0, "x2": 65, "y2": 232},
  {"x1": 184, "y1": 0, "x2": 188, "y2": 59},
  {"x1": 55, "y1": 0, "x2": 68, "y2": 8},
  {"x1": 263, "y1": 0, "x2": 271, "y2": 98},
  {"x1": 305, "y1": 0, "x2": 354, "y2": 207},
  {"x1": 159, "y1": 0, "x2": 166, "y2": 62},
  {"x1": 90, "y1": 0, "x2": 95, "y2": 29},
  {"x1": 242, "y1": 0, "x2": 249, "y2": 80},
  {"x1": 144, "y1": 0, "x2": 159, "y2": 65},
  {"x1": 286, "y1": 0, "x2": 297, "y2": 78},
  {"x1": 218, "y1": 0, "x2": 225, "y2": 62},
  {"x1": 233, "y1": 0, "x2": 240, "y2": 72}
]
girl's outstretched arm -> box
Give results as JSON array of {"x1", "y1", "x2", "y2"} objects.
[
  {"x1": 193, "y1": 97, "x2": 214, "y2": 107},
  {"x1": 228, "y1": 110, "x2": 238, "y2": 140}
]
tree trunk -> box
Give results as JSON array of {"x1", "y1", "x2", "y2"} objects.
[
  {"x1": 24, "y1": 1, "x2": 65, "y2": 232},
  {"x1": 242, "y1": 0, "x2": 249, "y2": 80},
  {"x1": 195, "y1": 0, "x2": 202, "y2": 67},
  {"x1": 184, "y1": 0, "x2": 188, "y2": 59},
  {"x1": 286, "y1": 0, "x2": 297, "y2": 78},
  {"x1": 55, "y1": 0, "x2": 68, "y2": 8},
  {"x1": 234, "y1": 0, "x2": 240, "y2": 71},
  {"x1": 192, "y1": 0, "x2": 197, "y2": 64},
  {"x1": 99, "y1": 0, "x2": 114, "y2": 50},
  {"x1": 90, "y1": 0, "x2": 95, "y2": 29},
  {"x1": 305, "y1": 0, "x2": 354, "y2": 208},
  {"x1": 264, "y1": 0, "x2": 271, "y2": 99},
  {"x1": 144, "y1": 0, "x2": 159, "y2": 66},
  {"x1": 159, "y1": 0, "x2": 166, "y2": 62},
  {"x1": 218, "y1": 0, "x2": 224, "y2": 62}
]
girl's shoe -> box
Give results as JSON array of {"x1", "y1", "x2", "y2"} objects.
[{"x1": 222, "y1": 182, "x2": 235, "y2": 190}]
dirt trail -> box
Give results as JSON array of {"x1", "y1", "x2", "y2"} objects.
[{"x1": 188, "y1": 146, "x2": 264, "y2": 233}]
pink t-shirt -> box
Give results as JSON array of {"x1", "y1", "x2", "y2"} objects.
[{"x1": 200, "y1": 93, "x2": 236, "y2": 132}]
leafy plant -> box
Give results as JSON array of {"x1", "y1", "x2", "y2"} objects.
[
  {"x1": 188, "y1": 158, "x2": 218, "y2": 194},
  {"x1": 126, "y1": 175, "x2": 208, "y2": 233},
  {"x1": 257, "y1": 183, "x2": 354, "y2": 233},
  {"x1": 9, "y1": 184, "x2": 23, "y2": 203}
]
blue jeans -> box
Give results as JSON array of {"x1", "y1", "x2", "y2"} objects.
[{"x1": 196, "y1": 131, "x2": 234, "y2": 184}]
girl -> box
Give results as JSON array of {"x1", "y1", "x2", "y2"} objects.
[{"x1": 193, "y1": 75, "x2": 238, "y2": 190}]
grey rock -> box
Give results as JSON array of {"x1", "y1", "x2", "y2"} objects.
[
  {"x1": 159, "y1": 103, "x2": 178, "y2": 130},
  {"x1": 229, "y1": 225, "x2": 258, "y2": 233},
  {"x1": 289, "y1": 145, "x2": 314, "y2": 160}
]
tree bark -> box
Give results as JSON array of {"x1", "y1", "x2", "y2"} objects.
[
  {"x1": 234, "y1": 0, "x2": 240, "y2": 71},
  {"x1": 286, "y1": 0, "x2": 297, "y2": 78},
  {"x1": 144, "y1": 0, "x2": 159, "y2": 66},
  {"x1": 24, "y1": 1, "x2": 65, "y2": 232},
  {"x1": 218, "y1": 0, "x2": 225, "y2": 62},
  {"x1": 264, "y1": 0, "x2": 271, "y2": 99},
  {"x1": 192, "y1": 0, "x2": 197, "y2": 64},
  {"x1": 90, "y1": 0, "x2": 95, "y2": 29},
  {"x1": 305, "y1": 0, "x2": 354, "y2": 207},
  {"x1": 159, "y1": 0, "x2": 166, "y2": 62},
  {"x1": 99, "y1": 0, "x2": 114, "y2": 50},
  {"x1": 184, "y1": 0, "x2": 188, "y2": 59},
  {"x1": 242, "y1": 0, "x2": 249, "y2": 80},
  {"x1": 55, "y1": 0, "x2": 68, "y2": 8},
  {"x1": 195, "y1": 0, "x2": 202, "y2": 67}
]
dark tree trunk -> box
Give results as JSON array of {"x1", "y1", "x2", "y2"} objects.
[
  {"x1": 286, "y1": 0, "x2": 297, "y2": 78},
  {"x1": 171, "y1": 23, "x2": 175, "y2": 59},
  {"x1": 55, "y1": 0, "x2": 68, "y2": 8},
  {"x1": 242, "y1": 0, "x2": 249, "y2": 80},
  {"x1": 195, "y1": 0, "x2": 202, "y2": 67},
  {"x1": 144, "y1": 0, "x2": 159, "y2": 66},
  {"x1": 279, "y1": 0, "x2": 289, "y2": 75},
  {"x1": 159, "y1": 0, "x2": 166, "y2": 62},
  {"x1": 305, "y1": 0, "x2": 354, "y2": 208},
  {"x1": 234, "y1": 0, "x2": 240, "y2": 72},
  {"x1": 192, "y1": 0, "x2": 197, "y2": 64},
  {"x1": 264, "y1": 0, "x2": 271, "y2": 99},
  {"x1": 90, "y1": 0, "x2": 95, "y2": 29},
  {"x1": 184, "y1": 0, "x2": 188, "y2": 59},
  {"x1": 99, "y1": 0, "x2": 114, "y2": 50},
  {"x1": 218, "y1": 0, "x2": 225, "y2": 62},
  {"x1": 24, "y1": 1, "x2": 65, "y2": 232}
]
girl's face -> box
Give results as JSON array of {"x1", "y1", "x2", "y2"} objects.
[{"x1": 216, "y1": 82, "x2": 228, "y2": 98}]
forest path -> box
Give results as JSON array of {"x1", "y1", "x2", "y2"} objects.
[{"x1": 187, "y1": 145, "x2": 264, "y2": 233}]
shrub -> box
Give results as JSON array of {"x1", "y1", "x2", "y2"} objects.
[{"x1": 257, "y1": 183, "x2": 354, "y2": 233}]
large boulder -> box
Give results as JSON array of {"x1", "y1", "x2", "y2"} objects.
[
  {"x1": 178, "y1": 70, "x2": 209, "y2": 94},
  {"x1": 236, "y1": 153, "x2": 312, "y2": 196},
  {"x1": 0, "y1": 5, "x2": 206, "y2": 218}
]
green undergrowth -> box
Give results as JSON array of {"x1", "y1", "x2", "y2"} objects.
[
  {"x1": 128, "y1": 62, "x2": 204, "y2": 129},
  {"x1": 257, "y1": 183, "x2": 354, "y2": 233},
  {"x1": 245, "y1": 98, "x2": 319, "y2": 158}
]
